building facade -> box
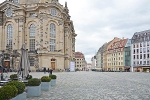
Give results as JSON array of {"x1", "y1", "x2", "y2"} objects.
[
  {"x1": 96, "y1": 47, "x2": 102, "y2": 68},
  {"x1": 107, "y1": 37, "x2": 128, "y2": 71},
  {"x1": 103, "y1": 42, "x2": 109, "y2": 71},
  {"x1": 87, "y1": 63, "x2": 92, "y2": 70},
  {"x1": 124, "y1": 39, "x2": 131, "y2": 72},
  {"x1": 131, "y1": 30, "x2": 150, "y2": 72},
  {"x1": 96, "y1": 42, "x2": 107, "y2": 71},
  {"x1": 0, "y1": 0, "x2": 77, "y2": 71},
  {"x1": 75, "y1": 52, "x2": 86, "y2": 71},
  {"x1": 91, "y1": 56, "x2": 96, "y2": 69}
]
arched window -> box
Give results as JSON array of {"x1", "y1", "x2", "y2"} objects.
[
  {"x1": 50, "y1": 23, "x2": 56, "y2": 38},
  {"x1": 7, "y1": 24, "x2": 13, "y2": 49},
  {"x1": 50, "y1": 23, "x2": 56, "y2": 51},
  {"x1": 29, "y1": 24, "x2": 36, "y2": 38},
  {"x1": 29, "y1": 24, "x2": 36, "y2": 51},
  {"x1": 7, "y1": 24, "x2": 12, "y2": 38}
]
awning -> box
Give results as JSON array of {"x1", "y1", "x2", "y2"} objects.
[{"x1": 124, "y1": 66, "x2": 130, "y2": 69}]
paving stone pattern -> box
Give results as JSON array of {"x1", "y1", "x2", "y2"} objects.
[{"x1": 8, "y1": 71, "x2": 150, "y2": 100}]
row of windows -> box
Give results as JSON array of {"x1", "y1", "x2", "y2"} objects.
[
  {"x1": 108, "y1": 62, "x2": 123, "y2": 66},
  {"x1": 133, "y1": 42, "x2": 150, "y2": 48},
  {"x1": 7, "y1": 23, "x2": 56, "y2": 51},
  {"x1": 133, "y1": 47, "x2": 150, "y2": 54},
  {"x1": 75, "y1": 62, "x2": 82, "y2": 64},
  {"x1": 75, "y1": 59, "x2": 84, "y2": 60},
  {"x1": 108, "y1": 57, "x2": 123, "y2": 61},
  {"x1": 75, "y1": 65, "x2": 82, "y2": 67},
  {"x1": 133, "y1": 61, "x2": 150, "y2": 65},
  {"x1": 111, "y1": 52, "x2": 123, "y2": 56},
  {"x1": 133, "y1": 54, "x2": 150, "y2": 59}
]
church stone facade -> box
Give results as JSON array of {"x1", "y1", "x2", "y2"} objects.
[{"x1": 0, "y1": 0, "x2": 77, "y2": 71}]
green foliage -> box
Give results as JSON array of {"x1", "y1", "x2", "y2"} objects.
[
  {"x1": 10, "y1": 74, "x2": 18, "y2": 80},
  {"x1": 26, "y1": 74, "x2": 32, "y2": 80},
  {"x1": 49, "y1": 74, "x2": 57, "y2": 79},
  {"x1": 28, "y1": 78, "x2": 41, "y2": 86},
  {"x1": 6, "y1": 81, "x2": 25, "y2": 94},
  {"x1": 41, "y1": 76, "x2": 51, "y2": 82},
  {"x1": 0, "y1": 85, "x2": 18, "y2": 100}
]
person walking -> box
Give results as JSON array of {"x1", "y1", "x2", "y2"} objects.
[
  {"x1": 50, "y1": 68, "x2": 53, "y2": 75},
  {"x1": 43, "y1": 67, "x2": 46, "y2": 74},
  {"x1": 48, "y1": 68, "x2": 50, "y2": 73}
]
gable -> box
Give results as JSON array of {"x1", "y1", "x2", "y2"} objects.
[{"x1": 0, "y1": 1, "x2": 21, "y2": 12}]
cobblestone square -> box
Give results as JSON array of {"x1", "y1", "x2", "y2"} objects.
[{"x1": 8, "y1": 71, "x2": 150, "y2": 100}]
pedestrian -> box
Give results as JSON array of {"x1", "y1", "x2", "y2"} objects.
[
  {"x1": 50, "y1": 68, "x2": 53, "y2": 75},
  {"x1": 48, "y1": 68, "x2": 50, "y2": 73},
  {"x1": 44, "y1": 67, "x2": 46, "y2": 74}
]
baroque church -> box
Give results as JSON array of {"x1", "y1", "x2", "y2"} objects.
[{"x1": 0, "y1": 0, "x2": 77, "y2": 71}]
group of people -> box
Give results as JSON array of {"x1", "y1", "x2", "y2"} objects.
[{"x1": 43, "y1": 67, "x2": 53, "y2": 75}]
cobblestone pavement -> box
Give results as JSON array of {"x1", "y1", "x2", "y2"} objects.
[{"x1": 7, "y1": 71, "x2": 150, "y2": 100}]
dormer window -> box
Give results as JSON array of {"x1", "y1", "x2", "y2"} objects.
[
  {"x1": 50, "y1": 8, "x2": 57, "y2": 16},
  {"x1": 13, "y1": 0, "x2": 18, "y2": 3}
]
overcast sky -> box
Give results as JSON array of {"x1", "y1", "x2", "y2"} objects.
[
  {"x1": 1, "y1": 0, "x2": 150, "y2": 63},
  {"x1": 59, "y1": 0, "x2": 150, "y2": 63}
]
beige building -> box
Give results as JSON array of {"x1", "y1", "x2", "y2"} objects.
[
  {"x1": 107, "y1": 37, "x2": 128, "y2": 71},
  {"x1": 0, "y1": 0, "x2": 77, "y2": 71},
  {"x1": 75, "y1": 52, "x2": 86, "y2": 71}
]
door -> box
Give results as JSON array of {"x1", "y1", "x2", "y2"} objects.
[
  {"x1": 4, "y1": 61, "x2": 10, "y2": 68},
  {"x1": 51, "y1": 62, "x2": 55, "y2": 70}
]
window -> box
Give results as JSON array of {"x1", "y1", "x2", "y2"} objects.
[
  {"x1": 133, "y1": 55, "x2": 135, "y2": 59},
  {"x1": 147, "y1": 47, "x2": 150, "y2": 52},
  {"x1": 50, "y1": 23, "x2": 56, "y2": 38},
  {"x1": 137, "y1": 49, "x2": 139, "y2": 53},
  {"x1": 140, "y1": 54, "x2": 142, "y2": 59},
  {"x1": 50, "y1": 39, "x2": 56, "y2": 51},
  {"x1": 7, "y1": 24, "x2": 13, "y2": 49},
  {"x1": 148, "y1": 41, "x2": 150, "y2": 46},
  {"x1": 29, "y1": 39, "x2": 35, "y2": 51},
  {"x1": 144, "y1": 61, "x2": 146, "y2": 65},
  {"x1": 144, "y1": 54, "x2": 146, "y2": 59},
  {"x1": 140, "y1": 48, "x2": 142, "y2": 53},
  {"x1": 7, "y1": 40, "x2": 12, "y2": 49},
  {"x1": 50, "y1": 8, "x2": 57, "y2": 16},
  {"x1": 137, "y1": 44, "x2": 139, "y2": 48},
  {"x1": 147, "y1": 54, "x2": 149, "y2": 58},
  {"x1": 147, "y1": 61, "x2": 149, "y2": 65},
  {"x1": 6, "y1": 8, "x2": 12, "y2": 17},
  {"x1": 137, "y1": 55, "x2": 139, "y2": 59},
  {"x1": 13, "y1": 0, "x2": 18, "y2": 3},
  {"x1": 133, "y1": 49, "x2": 135, "y2": 54},
  {"x1": 29, "y1": 24, "x2": 36, "y2": 38},
  {"x1": 143, "y1": 42, "x2": 146, "y2": 47},
  {"x1": 140, "y1": 61, "x2": 142, "y2": 64},
  {"x1": 140, "y1": 43, "x2": 142, "y2": 47},
  {"x1": 143, "y1": 48, "x2": 146, "y2": 53},
  {"x1": 29, "y1": 24, "x2": 36, "y2": 51},
  {"x1": 29, "y1": 58, "x2": 34, "y2": 66},
  {"x1": 7, "y1": 24, "x2": 12, "y2": 38}
]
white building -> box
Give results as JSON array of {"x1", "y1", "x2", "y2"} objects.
[
  {"x1": 131, "y1": 30, "x2": 150, "y2": 72},
  {"x1": 91, "y1": 56, "x2": 96, "y2": 69}
]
